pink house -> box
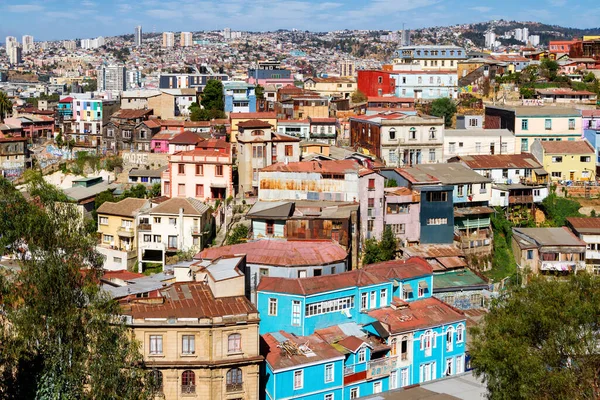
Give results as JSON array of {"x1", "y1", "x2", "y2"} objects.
[
  {"x1": 384, "y1": 187, "x2": 421, "y2": 245},
  {"x1": 162, "y1": 139, "x2": 233, "y2": 201},
  {"x1": 150, "y1": 131, "x2": 179, "y2": 153}
]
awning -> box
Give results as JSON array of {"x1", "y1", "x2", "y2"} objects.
[
  {"x1": 418, "y1": 281, "x2": 429, "y2": 289},
  {"x1": 534, "y1": 168, "x2": 548, "y2": 176},
  {"x1": 210, "y1": 183, "x2": 227, "y2": 188},
  {"x1": 402, "y1": 283, "x2": 413, "y2": 293}
]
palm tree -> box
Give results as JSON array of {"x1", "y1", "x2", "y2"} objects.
[{"x1": 0, "y1": 91, "x2": 13, "y2": 122}]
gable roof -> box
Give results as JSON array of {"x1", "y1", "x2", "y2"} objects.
[
  {"x1": 149, "y1": 197, "x2": 210, "y2": 216},
  {"x1": 237, "y1": 119, "x2": 272, "y2": 129},
  {"x1": 112, "y1": 109, "x2": 153, "y2": 120},
  {"x1": 260, "y1": 159, "x2": 360, "y2": 174},
  {"x1": 539, "y1": 140, "x2": 594, "y2": 154},
  {"x1": 397, "y1": 163, "x2": 491, "y2": 185},
  {"x1": 453, "y1": 153, "x2": 541, "y2": 169},
  {"x1": 513, "y1": 227, "x2": 586, "y2": 248},
  {"x1": 566, "y1": 217, "x2": 600, "y2": 234},
  {"x1": 169, "y1": 131, "x2": 204, "y2": 145},
  {"x1": 230, "y1": 112, "x2": 277, "y2": 120},
  {"x1": 97, "y1": 197, "x2": 148, "y2": 217}
]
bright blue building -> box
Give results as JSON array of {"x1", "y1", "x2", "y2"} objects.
[
  {"x1": 223, "y1": 81, "x2": 257, "y2": 113},
  {"x1": 258, "y1": 258, "x2": 467, "y2": 399},
  {"x1": 57, "y1": 97, "x2": 73, "y2": 119},
  {"x1": 391, "y1": 71, "x2": 458, "y2": 100},
  {"x1": 583, "y1": 129, "x2": 600, "y2": 165}
]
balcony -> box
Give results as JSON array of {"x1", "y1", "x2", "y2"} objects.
[
  {"x1": 138, "y1": 223, "x2": 151, "y2": 231},
  {"x1": 117, "y1": 227, "x2": 135, "y2": 238},
  {"x1": 344, "y1": 356, "x2": 397, "y2": 380},
  {"x1": 191, "y1": 226, "x2": 202, "y2": 235},
  {"x1": 181, "y1": 385, "x2": 196, "y2": 394},
  {"x1": 508, "y1": 195, "x2": 534, "y2": 205},
  {"x1": 226, "y1": 383, "x2": 243, "y2": 393},
  {"x1": 539, "y1": 260, "x2": 586, "y2": 272}
]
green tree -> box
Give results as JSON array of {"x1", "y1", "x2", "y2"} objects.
[
  {"x1": 351, "y1": 89, "x2": 367, "y2": 104},
  {"x1": 384, "y1": 178, "x2": 398, "y2": 187},
  {"x1": 540, "y1": 193, "x2": 582, "y2": 226},
  {"x1": 362, "y1": 226, "x2": 397, "y2": 265},
  {"x1": 201, "y1": 80, "x2": 225, "y2": 112},
  {"x1": 0, "y1": 91, "x2": 14, "y2": 121},
  {"x1": 83, "y1": 79, "x2": 98, "y2": 92},
  {"x1": 519, "y1": 87, "x2": 535, "y2": 99},
  {"x1": 0, "y1": 177, "x2": 153, "y2": 399},
  {"x1": 430, "y1": 97, "x2": 457, "y2": 127},
  {"x1": 149, "y1": 183, "x2": 161, "y2": 198},
  {"x1": 255, "y1": 84, "x2": 265, "y2": 100},
  {"x1": 226, "y1": 224, "x2": 249, "y2": 245},
  {"x1": 471, "y1": 274, "x2": 600, "y2": 399},
  {"x1": 540, "y1": 58, "x2": 559, "y2": 81},
  {"x1": 362, "y1": 238, "x2": 382, "y2": 265}
]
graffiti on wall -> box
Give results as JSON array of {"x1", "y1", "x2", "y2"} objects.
[{"x1": 123, "y1": 152, "x2": 149, "y2": 165}]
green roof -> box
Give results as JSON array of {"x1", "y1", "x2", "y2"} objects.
[{"x1": 433, "y1": 269, "x2": 487, "y2": 290}]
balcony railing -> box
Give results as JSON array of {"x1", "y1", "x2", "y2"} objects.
[
  {"x1": 137, "y1": 223, "x2": 151, "y2": 231},
  {"x1": 181, "y1": 385, "x2": 196, "y2": 394},
  {"x1": 509, "y1": 195, "x2": 534, "y2": 204},
  {"x1": 226, "y1": 383, "x2": 243, "y2": 393},
  {"x1": 539, "y1": 260, "x2": 585, "y2": 272},
  {"x1": 344, "y1": 357, "x2": 397, "y2": 379}
]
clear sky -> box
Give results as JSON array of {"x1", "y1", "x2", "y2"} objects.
[{"x1": 1, "y1": 0, "x2": 599, "y2": 41}]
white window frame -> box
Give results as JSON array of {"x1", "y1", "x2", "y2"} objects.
[
  {"x1": 292, "y1": 300, "x2": 301, "y2": 326},
  {"x1": 360, "y1": 292, "x2": 367, "y2": 310},
  {"x1": 380, "y1": 288, "x2": 387, "y2": 306},
  {"x1": 446, "y1": 327, "x2": 454, "y2": 352},
  {"x1": 370, "y1": 291, "x2": 376, "y2": 309},
  {"x1": 456, "y1": 355, "x2": 465, "y2": 374},
  {"x1": 181, "y1": 334, "x2": 195, "y2": 355},
  {"x1": 401, "y1": 368, "x2": 409, "y2": 387},
  {"x1": 456, "y1": 324, "x2": 464, "y2": 343},
  {"x1": 149, "y1": 335, "x2": 163, "y2": 355},
  {"x1": 350, "y1": 387, "x2": 359, "y2": 399},
  {"x1": 445, "y1": 358, "x2": 453, "y2": 376},
  {"x1": 324, "y1": 363, "x2": 334, "y2": 383},
  {"x1": 358, "y1": 347, "x2": 366, "y2": 363},
  {"x1": 268, "y1": 298, "x2": 277, "y2": 316},
  {"x1": 293, "y1": 369, "x2": 304, "y2": 390},
  {"x1": 99, "y1": 216, "x2": 108, "y2": 225},
  {"x1": 373, "y1": 381, "x2": 382, "y2": 394}
]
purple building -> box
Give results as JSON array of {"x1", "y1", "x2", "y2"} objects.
[
  {"x1": 384, "y1": 187, "x2": 421, "y2": 246},
  {"x1": 359, "y1": 169, "x2": 386, "y2": 242},
  {"x1": 583, "y1": 110, "x2": 600, "y2": 132}
]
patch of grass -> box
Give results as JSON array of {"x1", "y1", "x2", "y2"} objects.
[{"x1": 143, "y1": 263, "x2": 163, "y2": 276}]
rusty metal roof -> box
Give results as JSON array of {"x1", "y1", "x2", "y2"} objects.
[
  {"x1": 402, "y1": 245, "x2": 465, "y2": 258},
  {"x1": 263, "y1": 331, "x2": 344, "y2": 371},
  {"x1": 260, "y1": 159, "x2": 360, "y2": 174},
  {"x1": 540, "y1": 140, "x2": 594, "y2": 154},
  {"x1": 454, "y1": 153, "x2": 541, "y2": 169},
  {"x1": 196, "y1": 240, "x2": 348, "y2": 267},
  {"x1": 567, "y1": 217, "x2": 600, "y2": 234}
]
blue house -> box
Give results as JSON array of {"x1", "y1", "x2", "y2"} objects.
[
  {"x1": 583, "y1": 128, "x2": 600, "y2": 165},
  {"x1": 391, "y1": 71, "x2": 458, "y2": 100},
  {"x1": 258, "y1": 257, "x2": 467, "y2": 399},
  {"x1": 223, "y1": 81, "x2": 257, "y2": 113},
  {"x1": 57, "y1": 97, "x2": 73, "y2": 119}
]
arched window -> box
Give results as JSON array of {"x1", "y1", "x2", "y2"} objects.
[
  {"x1": 390, "y1": 338, "x2": 397, "y2": 356},
  {"x1": 182, "y1": 370, "x2": 195, "y2": 394},
  {"x1": 429, "y1": 127, "x2": 437, "y2": 140},
  {"x1": 153, "y1": 370, "x2": 163, "y2": 393},
  {"x1": 226, "y1": 368, "x2": 243, "y2": 392},
  {"x1": 446, "y1": 326, "x2": 454, "y2": 351},
  {"x1": 456, "y1": 324, "x2": 464, "y2": 343},
  {"x1": 228, "y1": 333, "x2": 242, "y2": 353},
  {"x1": 420, "y1": 330, "x2": 433, "y2": 355},
  {"x1": 409, "y1": 127, "x2": 417, "y2": 140},
  {"x1": 389, "y1": 128, "x2": 396, "y2": 140},
  {"x1": 401, "y1": 336, "x2": 408, "y2": 360},
  {"x1": 378, "y1": 76, "x2": 383, "y2": 84}
]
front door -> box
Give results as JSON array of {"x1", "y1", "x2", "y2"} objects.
[{"x1": 570, "y1": 171, "x2": 575, "y2": 181}]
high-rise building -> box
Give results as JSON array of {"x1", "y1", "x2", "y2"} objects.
[
  {"x1": 339, "y1": 60, "x2": 355, "y2": 77},
  {"x1": 162, "y1": 32, "x2": 174, "y2": 47},
  {"x1": 529, "y1": 35, "x2": 540, "y2": 47},
  {"x1": 22, "y1": 35, "x2": 34, "y2": 53},
  {"x1": 401, "y1": 29, "x2": 411, "y2": 46},
  {"x1": 63, "y1": 40, "x2": 76, "y2": 50},
  {"x1": 223, "y1": 28, "x2": 231, "y2": 40},
  {"x1": 522, "y1": 28, "x2": 529, "y2": 43},
  {"x1": 484, "y1": 31, "x2": 496, "y2": 49},
  {"x1": 81, "y1": 36, "x2": 104, "y2": 49},
  {"x1": 98, "y1": 64, "x2": 127, "y2": 91},
  {"x1": 180, "y1": 32, "x2": 193, "y2": 47},
  {"x1": 8, "y1": 45, "x2": 22, "y2": 65},
  {"x1": 134, "y1": 26, "x2": 142, "y2": 47},
  {"x1": 5, "y1": 36, "x2": 17, "y2": 56}
]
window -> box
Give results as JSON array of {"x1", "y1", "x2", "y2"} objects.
[
  {"x1": 266, "y1": 220, "x2": 274, "y2": 235},
  {"x1": 361, "y1": 293, "x2": 367, "y2": 310},
  {"x1": 325, "y1": 363, "x2": 334, "y2": 383},
  {"x1": 226, "y1": 368, "x2": 243, "y2": 392},
  {"x1": 285, "y1": 145, "x2": 293, "y2": 156},
  {"x1": 99, "y1": 216, "x2": 108, "y2": 225},
  {"x1": 569, "y1": 118, "x2": 575, "y2": 130},
  {"x1": 457, "y1": 185, "x2": 464, "y2": 197},
  {"x1": 520, "y1": 138, "x2": 529, "y2": 152},
  {"x1": 350, "y1": 388, "x2": 359, "y2": 399},
  {"x1": 182, "y1": 335, "x2": 195, "y2": 355},
  {"x1": 368, "y1": 178, "x2": 375, "y2": 190},
  {"x1": 545, "y1": 119, "x2": 552, "y2": 130},
  {"x1": 429, "y1": 148, "x2": 436, "y2": 162},
  {"x1": 293, "y1": 370, "x2": 303, "y2": 390},
  {"x1": 389, "y1": 149, "x2": 397, "y2": 164},
  {"x1": 228, "y1": 333, "x2": 242, "y2": 353},
  {"x1": 103, "y1": 234, "x2": 113, "y2": 244},
  {"x1": 445, "y1": 358, "x2": 453, "y2": 376},
  {"x1": 149, "y1": 335, "x2": 163, "y2": 355},
  {"x1": 446, "y1": 327, "x2": 454, "y2": 351},
  {"x1": 457, "y1": 324, "x2": 464, "y2": 343},
  {"x1": 178, "y1": 183, "x2": 185, "y2": 196},
  {"x1": 389, "y1": 223, "x2": 405, "y2": 236},
  {"x1": 178, "y1": 164, "x2": 185, "y2": 174},
  {"x1": 182, "y1": 370, "x2": 195, "y2": 394},
  {"x1": 380, "y1": 288, "x2": 388, "y2": 305},
  {"x1": 389, "y1": 128, "x2": 396, "y2": 140},
  {"x1": 370, "y1": 291, "x2": 376, "y2": 309},
  {"x1": 373, "y1": 381, "x2": 382, "y2": 394},
  {"x1": 305, "y1": 296, "x2": 354, "y2": 316},
  {"x1": 418, "y1": 285, "x2": 425, "y2": 297},
  {"x1": 502, "y1": 169, "x2": 508, "y2": 179},
  {"x1": 215, "y1": 165, "x2": 223, "y2": 176},
  {"x1": 195, "y1": 164, "x2": 203, "y2": 175},
  {"x1": 480, "y1": 183, "x2": 487, "y2": 193},
  {"x1": 552, "y1": 156, "x2": 563, "y2": 163},
  {"x1": 378, "y1": 76, "x2": 383, "y2": 84},
  {"x1": 153, "y1": 235, "x2": 161, "y2": 242},
  {"x1": 168, "y1": 235, "x2": 177, "y2": 249},
  {"x1": 195, "y1": 184, "x2": 204, "y2": 197},
  {"x1": 427, "y1": 192, "x2": 447, "y2": 202},
  {"x1": 429, "y1": 127, "x2": 437, "y2": 140},
  {"x1": 143, "y1": 234, "x2": 151, "y2": 243},
  {"x1": 521, "y1": 119, "x2": 528, "y2": 130},
  {"x1": 292, "y1": 300, "x2": 301, "y2": 326},
  {"x1": 401, "y1": 336, "x2": 408, "y2": 360},
  {"x1": 420, "y1": 330, "x2": 433, "y2": 356},
  {"x1": 252, "y1": 145, "x2": 264, "y2": 159},
  {"x1": 153, "y1": 217, "x2": 161, "y2": 224},
  {"x1": 169, "y1": 218, "x2": 177, "y2": 226},
  {"x1": 325, "y1": 394, "x2": 334, "y2": 400},
  {"x1": 268, "y1": 298, "x2": 277, "y2": 316},
  {"x1": 358, "y1": 348, "x2": 366, "y2": 363},
  {"x1": 456, "y1": 355, "x2": 465, "y2": 373},
  {"x1": 475, "y1": 142, "x2": 482, "y2": 153},
  {"x1": 409, "y1": 127, "x2": 416, "y2": 140},
  {"x1": 526, "y1": 249, "x2": 534, "y2": 260},
  {"x1": 401, "y1": 368, "x2": 409, "y2": 387},
  {"x1": 387, "y1": 203, "x2": 408, "y2": 214},
  {"x1": 581, "y1": 156, "x2": 591, "y2": 162},
  {"x1": 551, "y1": 172, "x2": 562, "y2": 178},
  {"x1": 501, "y1": 142, "x2": 507, "y2": 153},
  {"x1": 466, "y1": 184, "x2": 473, "y2": 196},
  {"x1": 449, "y1": 142, "x2": 456, "y2": 153}
]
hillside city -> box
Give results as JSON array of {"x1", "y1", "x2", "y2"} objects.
[{"x1": 1, "y1": 15, "x2": 600, "y2": 400}]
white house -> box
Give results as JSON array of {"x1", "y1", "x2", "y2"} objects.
[
  {"x1": 443, "y1": 129, "x2": 515, "y2": 161},
  {"x1": 566, "y1": 217, "x2": 600, "y2": 275}
]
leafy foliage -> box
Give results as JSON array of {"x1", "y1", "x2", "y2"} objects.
[
  {"x1": 384, "y1": 178, "x2": 398, "y2": 188},
  {"x1": 362, "y1": 226, "x2": 397, "y2": 265},
  {"x1": 430, "y1": 97, "x2": 457, "y2": 127},
  {"x1": 540, "y1": 193, "x2": 582, "y2": 227},
  {"x1": 0, "y1": 91, "x2": 14, "y2": 121},
  {"x1": 255, "y1": 84, "x2": 265, "y2": 99},
  {"x1": 201, "y1": 79, "x2": 225, "y2": 111},
  {"x1": 471, "y1": 274, "x2": 600, "y2": 399},
  {"x1": 226, "y1": 224, "x2": 249, "y2": 245},
  {"x1": 351, "y1": 89, "x2": 367, "y2": 104},
  {"x1": 0, "y1": 176, "x2": 153, "y2": 399}
]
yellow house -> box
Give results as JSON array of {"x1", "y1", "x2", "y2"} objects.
[
  {"x1": 229, "y1": 112, "x2": 277, "y2": 144},
  {"x1": 300, "y1": 142, "x2": 331, "y2": 157},
  {"x1": 531, "y1": 139, "x2": 595, "y2": 182},
  {"x1": 123, "y1": 256, "x2": 262, "y2": 400},
  {"x1": 303, "y1": 77, "x2": 357, "y2": 99},
  {"x1": 96, "y1": 198, "x2": 149, "y2": 271}
]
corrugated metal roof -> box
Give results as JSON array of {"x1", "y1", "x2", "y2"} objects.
[{"x1": 455, "y1": 153, "x2": 541, "y2": 169}]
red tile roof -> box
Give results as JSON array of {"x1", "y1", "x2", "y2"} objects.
[
  {"x1": 59, "y1": 96, "x2": 74, "y2": 103},
  {"x1": 113, "y1": 109, "x2": 153, "y2": 119},
  {"x1": 337, "y1": 336, "x2": 367, "y2": 352},
  {"x1": 102, "y1": 270, "x2": 145, "y2": 281},
  {"x1": 142, "y1": 119, "x2": 161, "y2": 129},
  {"x1": 169, "y1": 130, "x2": 204, "y2": 145},
  {"x1": 230, "y1": 112, "x2": 277, "y2": 120},
  {"x1": 454, "y1": 153, "x2": 542, "y2": 169},
  {"x1": 196, "y1": 240, "x2": 348, "y2": 267},
  {"x1": 123, "y1": 282, "x2": 257, "y2": 319},
  {"x1": 309, "y1": 117, "x2": 337, "y2": 124},
  {"x1": 159, "y1": 119, "x2": 185, "y2": 127},
  {"x1": 237, "y1": 119, "x2": 272, "y2": 129},
  {"x1": 582, "y1": 110, "x2": 600, "y2": 118},
  {"x1": 196, "y1": 138, "x2": 230, "y2": 150},
  {"x1": 566, "y1": 217, "x2": 600, "y2": 234},
  {"x1": 272, "y1": 133, "x2": 301, "y2": 142},
  {"x1": 367, "y1": 297, "x2": 465, "y2": 334},
  {"x1": 256, "y1": 257, "x2": 431, "y2": 295},
  {"x1": 260, "y1": 159, "x2": 360, "y2": 173},
  {"x1": 540, "y1": 140, "x2": 594, "y2": 154},
  {"x1": 367, "y1": 96, "x2": 415, "y2": 103}
]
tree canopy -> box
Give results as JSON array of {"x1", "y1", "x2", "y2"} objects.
[
  {"x1": 0, "y1": 176, "x2": 154, "y2": 399},
  {"x1": 201, "y1": 79, "x2": 225, "y2": 111},
  {"x1": 362, "y1": 226, "x2": 397, "y2": 265},
  {"x1": 471, "y1": 274, "x2": 600, "y2": 399},
  {"x1": 351, "y1": 89, "x2": 367, "y2": 104},
  {"x1": 430, "y1": 97, "x2": 457, "y2": 127}
]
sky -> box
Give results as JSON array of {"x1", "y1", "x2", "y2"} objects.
[{"x1": 0, "y1": 0, "x2": 599, "y2": 41}]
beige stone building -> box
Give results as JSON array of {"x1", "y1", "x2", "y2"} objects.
[{"x1": 123, "y1": 256, "x2": 262, "y2": 400}]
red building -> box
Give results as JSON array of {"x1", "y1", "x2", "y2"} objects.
[
  {"x1": 549, "y1": 39, "x2": 579, "y2": 55},
  {"x1": 357, "y1": 70, "x2": 396, "y2": 98}
]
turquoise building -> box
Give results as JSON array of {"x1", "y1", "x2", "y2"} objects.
[{"x1": 257, "y1": 257, "x2": 467, "y2": 399}]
